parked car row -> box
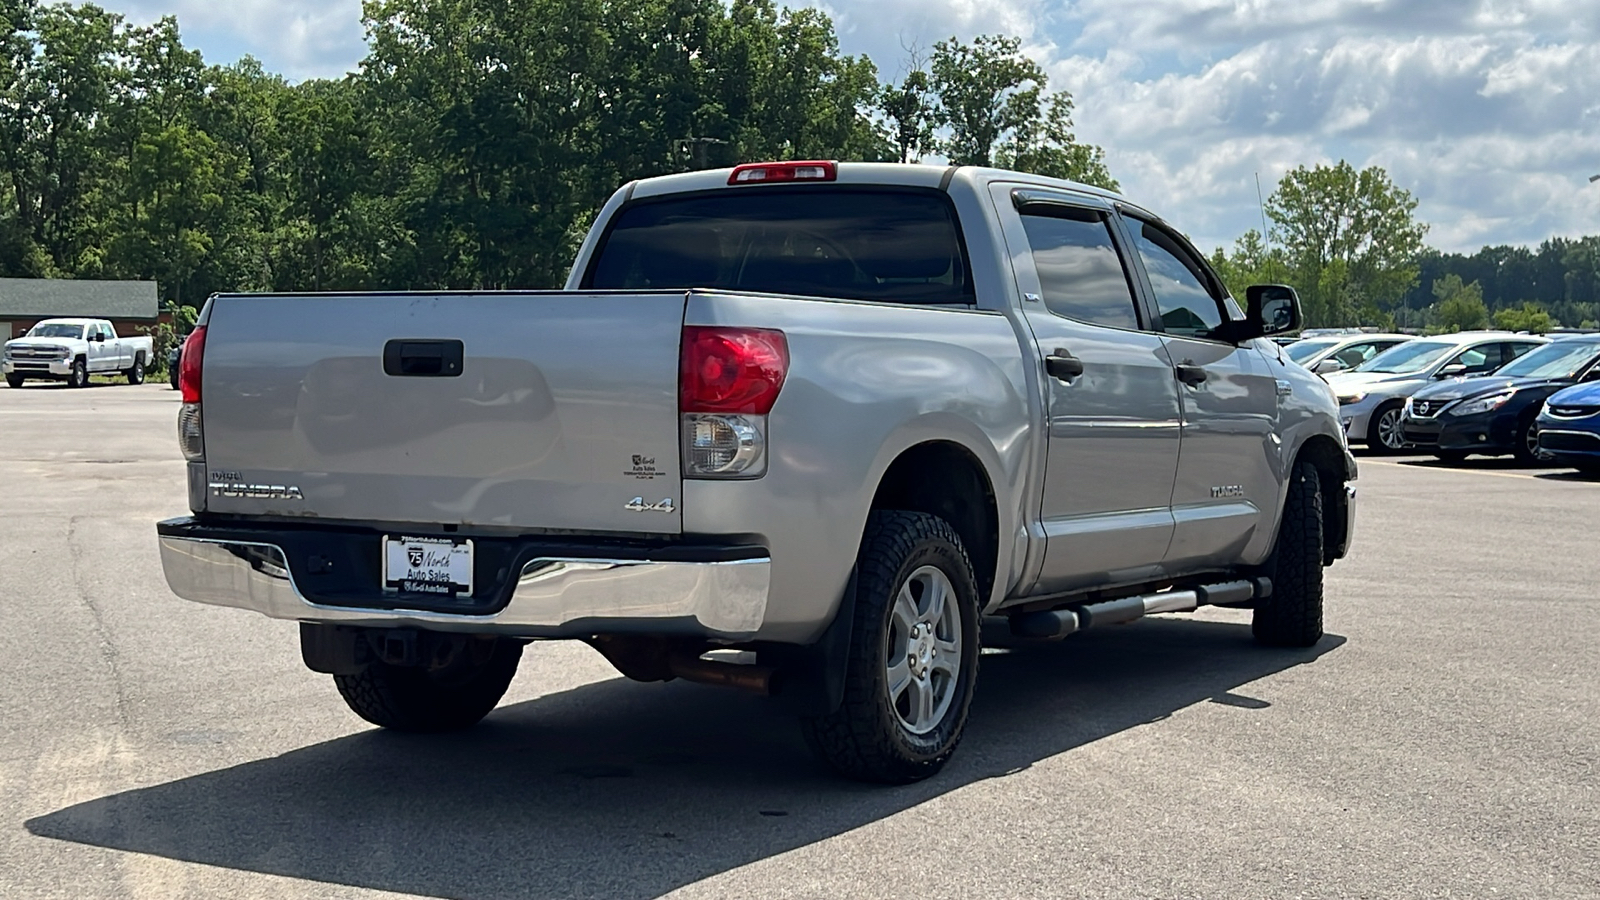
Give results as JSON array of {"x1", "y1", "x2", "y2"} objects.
[{"x1": 1276, "y1": 330, "x2": 1600, "y2": 474}]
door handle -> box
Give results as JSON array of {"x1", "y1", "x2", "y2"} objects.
[
  {"x1": 1045, "y1": 349, "x2": 1085, "y2": 382},
  {"x1": 1175, "y1": 363, "x2": 1208, "y2": 387},
  {"x1": 383, "y1": 339, "x2": 464, "y2": 377}
]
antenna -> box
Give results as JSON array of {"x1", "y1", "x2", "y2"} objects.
[{"x1": 1255, "y1": 172, "x2": 1271, "y2": 244}]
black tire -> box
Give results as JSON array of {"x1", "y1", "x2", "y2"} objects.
[
  {"x1": 1365, "y1": 401, "x2": 1407, "y2": 454},
  {"x1": 169, "y1": 363, "x2": 180, "y2": 390},
  {"x1": 67, "y1": 357, "x2": 88, "y2": 389},
  {"x1": 126, "y1": 355, "x2": 145, "y2": 385},
  {"x1": 799, "y1": 510, "x2": 981, "y2": 784},
  {"x1": 1433, "y1": 450, "x2": 1468, "y2": 465},
  {"x1": 4, "y1": 374, "x2": 22, "y2": 389},
  {"x1": 1511, "y1": 414, "x2": 1543, "y2": 466},
  {"x1": 1253, "y1": 461, "x2": 1325, "y2": 648},
  {"x1": 334, "y1": 637, "x2": 523, "y2": 732}
]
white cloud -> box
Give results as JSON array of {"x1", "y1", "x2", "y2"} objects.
[
  {"x1": 97, "y1": 0, "x2": 1600, "y2": 252},
  {"x1": 102, "y1": 0, "x2": 364, "y2": 81}
]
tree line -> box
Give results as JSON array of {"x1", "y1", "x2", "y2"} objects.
[
  {"x1": 0, "y1": 0, "x2": 1112, "y2": 305},
  {"x1": 3, "y1": 0, "x2": 1588, "y2": 333},
  {"x1": 1209, "y1": 161, "x2": 1600, "y2": 333}
]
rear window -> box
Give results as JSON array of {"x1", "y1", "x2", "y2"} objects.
[{"x1": 585, "y1": 188, "x2": 975, "y2": 305}]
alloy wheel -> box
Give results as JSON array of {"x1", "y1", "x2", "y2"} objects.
[
  {"x1": 1378, "y1": 407, "x2": 1407, "y2": 450},
  {"x1": 884, "y1": 565, "x2": 963, "y2": 736}
]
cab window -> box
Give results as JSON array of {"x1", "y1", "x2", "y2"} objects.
[
  {"x1": 1449, "y1": 346, "x2": 1493, "y2": 374},
  {"x1": 1017, "y1": 207, "x2": 1141, "y2": 330},
  {"x1": 1127, "y1": 219, "x2": 1227, "y2": 339}
]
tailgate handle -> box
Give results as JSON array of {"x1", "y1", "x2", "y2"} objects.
[{"x1": 383, "y1": 340, "x2": 464, "y2": 377}]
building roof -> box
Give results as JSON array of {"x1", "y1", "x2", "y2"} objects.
[{"x1": 0, "y1": 278, "x2": 159, "y2": 320}]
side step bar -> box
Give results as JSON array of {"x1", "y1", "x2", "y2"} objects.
[{"x1": 1008, "y1": 578, "x2": 1271, "y2": 640}]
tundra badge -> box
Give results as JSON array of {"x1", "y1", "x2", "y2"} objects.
[{"x1": 211, "y1": 482, "x2": 305, "y2": 500}]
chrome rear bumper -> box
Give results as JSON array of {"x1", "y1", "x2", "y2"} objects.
[{"x1": 158, "y1": 535, "x2": 771, "y2": 640}]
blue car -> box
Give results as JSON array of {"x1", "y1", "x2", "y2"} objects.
[
  {"x1": 1402, "y1": 335, "x2": 1600, "y2": 464},
  {"x1": 1537, "y1": 380, "x2": 1600, "y2": 474}
]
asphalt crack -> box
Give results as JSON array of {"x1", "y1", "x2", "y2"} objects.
[{"x1": 66, "y1": 514, "x2": 134, "y2": 732}]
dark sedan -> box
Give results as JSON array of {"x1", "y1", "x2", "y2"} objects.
[{"x1": 1401, "y1": 335, "x2": 1600, "y2": 464}]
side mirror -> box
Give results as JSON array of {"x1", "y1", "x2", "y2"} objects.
[
  {"x1": 1241, "y1": 285, "x2": 1305, "y2": 341},
  {"x1": 93, "y1": 332, "x2": 105, "y2": 342},
  {"x1": 1436, "y1": 364, "x2": 1467, "y2": 379},
  {"x1": 1313, "y1": 358, "x2": 1346, "y2": 374}
]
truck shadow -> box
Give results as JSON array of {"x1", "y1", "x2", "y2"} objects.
[{"x1": 27, "y1": 618, "x2": 1343, "y2": 900}]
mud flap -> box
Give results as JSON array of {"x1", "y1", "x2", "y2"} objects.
[{"x1": 765, "y1": 568, "x2": 858, "y2": 717}]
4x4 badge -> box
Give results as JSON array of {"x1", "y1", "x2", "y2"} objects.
[{"x1": 625, "y1": 497, "x2": 675, "y2": 513}]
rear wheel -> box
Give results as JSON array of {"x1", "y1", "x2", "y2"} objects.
[
  {"x1": 67, "y1": 358, "x2": 88, "y2": 389},
  {"x1": 334, "y1": 637, "x2": 523, "y2": 732},
  {"x1": 1253, "y1": 461, "x2": 1325, "y2": 648},
  {"x1": 799, "y1": 510, "x2": 980, "y2": 784},
  {"x1": 126, "y1": 355, "x2": 145, "y2": 385},
  {"x1": 1365, "y1": 402, "x2": 1407, "y2": 454},
  {"x1": 4, "y1": 374, "x2": 22, "y2": 389}
]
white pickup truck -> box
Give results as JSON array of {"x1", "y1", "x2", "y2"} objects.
[{"x1": 3, "y1": 317, "x2": 153, "y2": 388}]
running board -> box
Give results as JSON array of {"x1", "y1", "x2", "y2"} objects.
[{"x1": 1008, "y1": 578, "x2": 1272, "y2": 640}]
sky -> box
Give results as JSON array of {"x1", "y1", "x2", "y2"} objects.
[{"x1": 98, "y1": 0, "x2": 1600, "y2": 255}]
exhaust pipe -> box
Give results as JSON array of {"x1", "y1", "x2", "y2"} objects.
[{"x1": 668, "y1": 655, "x2": 774, "y2": 694}]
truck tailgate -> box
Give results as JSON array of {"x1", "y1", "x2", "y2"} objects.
[{"x1": 200, "y1": 292, "x2": 685, "y2": 534}]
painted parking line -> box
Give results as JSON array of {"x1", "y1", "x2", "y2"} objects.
[{"x1": 1358, "y1": 458, "x2": 1600, "y2": 485}]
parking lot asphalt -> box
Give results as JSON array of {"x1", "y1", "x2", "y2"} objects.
[{"x1": 1, "y1": 382, "x2": 1597, "y2": 900}]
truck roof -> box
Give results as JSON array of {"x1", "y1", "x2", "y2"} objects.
[
  {"x1": 628, "y1": 161, "x2": 1128, "y2": 206},
  {"x1": 30, "y1": 317, "x2": 107, "y2": 326}
]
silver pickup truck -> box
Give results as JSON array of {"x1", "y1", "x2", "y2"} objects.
[{"x1": 157, "y1": 162, "x2": 1357, "y2": 783}]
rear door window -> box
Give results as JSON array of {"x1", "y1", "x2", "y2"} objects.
[
  {"x1": 585, "y1": 188, "x2": 974, "y2": 305},
  {"x1": 1450, "y1": 346, "x2": 1493, "y2": 374},
  {"x1": 1017, "y1": 208, "x2": 1141, "y2": 330}
]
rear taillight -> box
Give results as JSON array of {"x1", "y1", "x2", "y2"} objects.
[
  {"x1": 177, "y1": 326, "x2": 206, "y2": 463},
  {"x1": 680, "y1": 327, "x2": 788, "y2": 478},
  {"x1": 680, "y1": 327, "x2": 788, "y2": 415},
  {"x1": 179, "y1": 326, "x2": 206, "y2": 403},
  {"x1": 727, "y1": 161, "x2": 837, "y2": 185}
]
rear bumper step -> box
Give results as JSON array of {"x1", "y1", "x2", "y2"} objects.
[
  {"x1": 156, "y1": 518, "x2": 770, "y2": 640},
  {"x1": 1008, "y1": 578, "x2": 1271, "y2": 640}
]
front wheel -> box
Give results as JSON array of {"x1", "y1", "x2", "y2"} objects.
[
  {"x1": 334, "y1": 637, "x2": 523, "y2": 732},
  {"x1": 1365, "y1": 402, "x2": 1407, "y2": 454},
  {"x1": 799, "y1": 510, "x2": 980, "y2": 784},
  {"x1": 1512, "y1": 415, "x2": 1545, "y2": 466},
  {"x1": 1253, "y1": 461, "x2": 1326, "y2": 648},
  {"x1": 126, "y1": 356, "x2": 145, "y2": 385},
  {"x1": 67, "y1": 358, "x2": 88, "y2": 389},
  {"x1": 5, "y1": 374, "x2": 22, "y2": 389}
]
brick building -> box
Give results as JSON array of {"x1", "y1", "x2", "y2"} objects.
[{"x1": 1, "y1": 278, "x2": 161, "y2": 340}]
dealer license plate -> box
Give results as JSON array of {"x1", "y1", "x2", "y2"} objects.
[{"x1": 382, "y1": 536, "x2": 474, "y2": 597}]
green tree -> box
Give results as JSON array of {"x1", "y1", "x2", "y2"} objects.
[
  {"x1": 1209, "y1": 228, "x2": 1289, "y2": 300},
  {"x1": 1266, "y1": 161, "x2": 1427, "y2": 327},
  {"x1": 877, "y1": 52, "x2": 937, "y2": 164},
  {"x1": 1492, "y1": 301, "x2": 1557, "y2": 333},
  {"x1": 995, "y1": 93, "x2": 1117, "y2": 190},
  {"x1": 929, "y1": 34, "x2": 1040, "y2": 166},
  {"x1": 1432, "y1": 274, "x2": 1489, "y2": 332},
  {"x1": 923, "y1": 34, "x2": 1114, "y2": 187}
]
